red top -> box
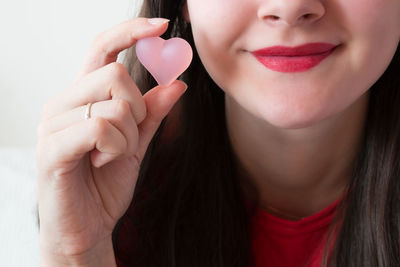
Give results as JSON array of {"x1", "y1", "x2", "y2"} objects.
[
  {"x1": 115, "y1": 117, "x2": 343, "y2": 266},
  {"x1": 249, "y1": 196, "x2": 342, "y2": 267},
  {"x1": 115, "y1": 196, "x2": 342, "y2": 267}
]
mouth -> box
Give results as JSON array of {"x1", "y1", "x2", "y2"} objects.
[{"x1": 251, "y1": 42, "x2": 340, "y2": 73}]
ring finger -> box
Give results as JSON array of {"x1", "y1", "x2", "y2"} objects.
[
  {"x1": 38, "y1": 99, "x2": 139, "y2": 157},
  {"x1": 41, "y1": 63, "x2": 147, "y2": 126}
]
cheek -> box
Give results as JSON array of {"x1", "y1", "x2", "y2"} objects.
[
  {"x1": 339, "y1": 0, "x2": 400, "y2": 94},
  {"x1": 187, "y1": 0, "x2": 400, "y2": 129},
  {"x1": 341, "y1": 0, "x2": 400, "y2": 45},
  {"x1": 187, "y1": 0, "x2": 242, "y2": 43},
  {"x1": 187, "y1": 0, "x2": 254, "y2": 86}
]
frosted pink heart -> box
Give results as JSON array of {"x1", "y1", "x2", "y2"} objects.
[{"x1": 135, "y1": 37, "x2": 193, "y2": 86}]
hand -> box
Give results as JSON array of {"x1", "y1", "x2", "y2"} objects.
[{"x1": 36, "y1": 17, "x2": 187, "y2": 262}]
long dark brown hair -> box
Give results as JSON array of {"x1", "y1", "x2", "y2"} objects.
[{"x1": 111, "y1": 1, "x2": 400, "y2": 266}]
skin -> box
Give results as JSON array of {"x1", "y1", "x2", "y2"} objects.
[
  {"x1": 184, "y1": 0, "x2": 400, "y2": 219},
  {"x1": 36, "y1": 18, "x2": 187, "y2": 265},
  {"x1": 35, "y1": 3, "x2": 400, "y2": 265}
]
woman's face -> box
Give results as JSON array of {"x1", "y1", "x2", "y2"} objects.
[{"x1": 184, "y1": 0, "x2": 400, "y2": 128}]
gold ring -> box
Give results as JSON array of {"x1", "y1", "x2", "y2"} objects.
[{"x1": 84, "y1": 102, "x2": 92, "y2": 120}]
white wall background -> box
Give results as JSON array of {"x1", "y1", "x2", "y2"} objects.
[
  {"x1": 0, "y1": 0, "x2": 143, "y2": 148},
  {"x1": 0, "y1": 2, "x2": 144, "y2": 266}
]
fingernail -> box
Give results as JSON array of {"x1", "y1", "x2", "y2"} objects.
[
  {"x1": 148, "y1": 18, "x2": 170, "y2": 25},
  {"x1": 182, "y1": 81, "x2": 188, "y2": 90}
]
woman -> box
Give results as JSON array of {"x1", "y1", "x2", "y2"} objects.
[{"x1": 36, "y1": 0, "x2": 400, "y2": 266}]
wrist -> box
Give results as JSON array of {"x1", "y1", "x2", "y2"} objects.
[{"x1": 40, "y1": 235, "x2": 116, "y2": 267}]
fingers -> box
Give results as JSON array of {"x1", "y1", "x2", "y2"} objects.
[
  {"x1": 41, "y1": 62, "x2": 146, "y2": 126},
  {"x1": 38, "y1": 16, "x2": 186, "y2": 172},
  {"x1": 38, "y1": 79, "x2": 187, "y2": 172},
  {"x1": 38, "y1": 98, "x2": 139, "y2": 162},
  {"x1": 136, "y1": 80, "x2": 188, "y2": 162},
  {"x1": 76, "y1": 17, "x2": 169, "y2": 81},
  {"x1": 40, "y1": 117, "x2": 128, "y2": 173}
]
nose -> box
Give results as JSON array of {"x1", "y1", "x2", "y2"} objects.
[{"x1": 257, "y1": 0, "x2": 325, "y2": 26}]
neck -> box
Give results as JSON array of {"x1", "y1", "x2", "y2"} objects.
[{"x1": 226, "y1": 92, "x2": 369, "y2": 220}]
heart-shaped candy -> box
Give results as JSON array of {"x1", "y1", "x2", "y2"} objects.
[{"x1": 135, "y1": 37, "x2": 193, "y2": 86}]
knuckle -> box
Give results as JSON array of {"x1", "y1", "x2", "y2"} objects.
[
  {"x1": 93, "y1": 31, "x2": 105, "y2": 42},
  {"x1": 92, "y1": 31, "x2": 117, "y2": 59},
  {"x1": 129, "y1": 129, "x2": 139, "y2": 156},
  {"x1": 113, "y1": 99, "x2": 131, "y2": 119},
  {"x1": 92, "y1": 31, "x2": 107, "y2": 49},
  {"x1": 128, "y1": 30, "x2": 140, "y2": 45},
  {"x1": 124, "y1": 123, "x2": 138, "y2": 156},
  {"x1": 91, "y1": 117, "x2": 109, "y2": 137},
  {"x1": 107, "y1": 62, "x2": 127, "y2": 81},
  {"x1": 137, "y1": 101, "x2": 147, "y2": 124}
]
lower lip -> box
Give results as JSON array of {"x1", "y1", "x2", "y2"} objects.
[{"x1": 253, "y1": 47, "x2": 337, "y2": 73}]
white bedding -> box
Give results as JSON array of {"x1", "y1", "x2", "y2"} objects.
[{"x1": 0, "y1": 147, "x2": 39, "y2": 267}]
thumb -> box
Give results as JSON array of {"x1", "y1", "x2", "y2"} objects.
[{"x1": 136, "y1": 80, "x2": 187, "y2": 162}]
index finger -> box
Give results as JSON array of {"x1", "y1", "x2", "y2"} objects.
[{"x1": 76, "y1": 17, "x2": 169, "y2": 81}]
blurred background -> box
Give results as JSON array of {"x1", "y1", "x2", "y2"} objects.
[
  {"x1": 0, "y1": 0, "x2": 141, "y2": 266},
  {"x1": 0, "y1": 0, "x2": 143, "y2": 147}
]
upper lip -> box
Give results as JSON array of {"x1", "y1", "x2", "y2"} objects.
[{"x1": 251, "y1": 42, "x2": 338, "y2": 57}]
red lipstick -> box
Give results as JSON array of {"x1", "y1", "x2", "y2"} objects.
[{"x1": 251, "y1": 43, "x2": 338, "y2": 73}]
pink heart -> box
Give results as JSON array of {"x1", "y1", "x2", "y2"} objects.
[{"x1": 135, "y1": 37, "x2": 193, "y2": 86}]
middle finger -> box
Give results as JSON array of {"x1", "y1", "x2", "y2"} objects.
[
  {"x1": 38, "y1": 98, "x2": 140, "y2": 157},
  {"x1": 42, "y1": 62, "x2": 146, "y2": 125}
]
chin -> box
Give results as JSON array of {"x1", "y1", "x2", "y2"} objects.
[
  {"x1": 265, "y1": 116, "x2": 324, "y2": 130},
  {"x1": 256, "y1": 102, "x2": 332, "y2": 130}
]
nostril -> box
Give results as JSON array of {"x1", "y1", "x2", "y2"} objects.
[
  {"x1": 265, "y1": 15, "x2": 280, "y2": 21},
  {"x1": 263, "y1": 13, "x2": 319, "y2": 24},
  {"x1": 302, "y1": 13, "x2": 316, "y2": 20}
]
